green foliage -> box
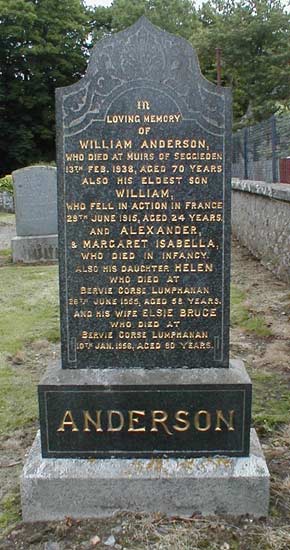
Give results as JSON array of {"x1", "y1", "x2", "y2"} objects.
[
  {"x1": 192, "y1": 0, "x2": 290, "y2": 125},
  {"x1": 89, "y1": 0, "x2": 197, "y2": 41},
  {"x1": 0, "y1": 0, "x2": 90, "y2": 176},
  {"x1": 0, "y1": 175, "x2": 13, "y2": 194},
  {"x1": 88, "y1": 6, "x2": 113, "y2": 43},
  {"x1": 249, "y1": 367, "x2": 290, "y2": 434}
]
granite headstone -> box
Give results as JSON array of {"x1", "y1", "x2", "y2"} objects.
[
  {"x1": 11, "y1": 165, "x2": 58, "y2": 262},
  {"x1": 56, "y1": 17, "x2": 231, "y2": 370},
  {"x1": 13, "y1": 165, "x2": 57, "y2": 236},
  {"x1": 22, "y1": 18, "x2": 269, "y2": 519},
  {"x1": 38, "y1": 16, "x2": 250, "y2": 458}
]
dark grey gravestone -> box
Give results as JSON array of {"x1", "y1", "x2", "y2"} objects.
[
  {"x1": 46, "y1": 17, "x2": 247, "y2": 458},
  {"x1": 11, "y1": 166, "x2": 58, "y2": 263},
  {"x1": 56, "y1": 16, "x2": 231, "y2": 370},
  {"x1": 22, "y1": 19, "x2": 269, "y2": 519},
  {"x1": 37, "y1": 16, "x2": 253, "y2": 461}
]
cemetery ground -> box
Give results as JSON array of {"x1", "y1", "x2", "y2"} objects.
[{"x1": 0, "y1": 212, "x2": 289, "y2": 550}]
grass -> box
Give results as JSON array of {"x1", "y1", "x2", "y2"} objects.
[
  {"x1": 0, "y1": 212, "x2": 15, "y2": 225},
  {"x1": 0, "y1": 264, "x2": 59, "y2": 438},
  {"x1": 0, "y1": 361, "x2": 40, "y2": 435},
  {"x1": 0, "y1": 491, "x2": 21, "y2": 532},
  {"x1": 231, "y1": 286, "x2": 289, "y2": 435},
  {"x1": 249, "y1": 367, "x2": 290, "y2": 435},
  {"x1": 0, "y1": 264, "x2": 59, "y2": 354},
  {"x1": 230, "y1": 285, "x2": 272, "y2": 336},
  {"x1": 0, "y1": 262, "x2": 59, "y2": 532},
  {"x1": 0, "y1": 248, "x2": 11, "y2": 257}
]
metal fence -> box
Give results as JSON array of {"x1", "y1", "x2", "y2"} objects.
[{"x1": 232, "y1": 114, "x2": 290, "y2": 184}]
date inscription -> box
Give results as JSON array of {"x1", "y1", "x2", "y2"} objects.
[{"x1": 58, "y1": 93, "x2": 230, "y2": 368}]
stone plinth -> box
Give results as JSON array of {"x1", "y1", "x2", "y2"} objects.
[
  {"x1": 12, "y1": 235, "x2": 58, "y2": 263},
  {"x1": 12, "y1": 166, "x2": 57, "y2": 263},
  {"x1": 21, "y1": 359, "x2": 269, "y2": 519},
  {"x1": 21, "y1": 429, "x2": 269, "y2": 521},
  {"x1": 38, "y1": 360, "x2": 252, "y2": 459}
]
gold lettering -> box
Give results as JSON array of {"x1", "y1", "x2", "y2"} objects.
[
  {"x1": 107, "y1": 410, "x2": 124, "y2": 432},
  {"x1": 150, "y1": 410, "x2": 173, "y2": 435},
  {"x1": 83, "y1": 410, "x2": 103, "y2": 432},
  {"x1": 128, "y1": 410, "x2": 146, "y2": 432},
  {"x1": 173, "y1": 410, "x2": 190, "y2": 432},
  {"x1": 215, "y1": 410, "x2": 235, "y2": 431},
  {"x1": 57, "y1": 410, "x2": 79, "y2": 432},
  {"x1": 194, "y1": 410, "x2": 211, "y2": 432}
]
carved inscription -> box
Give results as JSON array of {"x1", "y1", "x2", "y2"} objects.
[
  {"x1": 39, "y1": 385, "x2": 250, "y2": 457},
  {"x1": 59, "y1": 94, "x2": 229, "y2": 367},
  {"x1": 57, "y1": 408, "x2": 235, "y2": 434}
]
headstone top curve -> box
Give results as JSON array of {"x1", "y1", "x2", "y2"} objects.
[
  {"x1": 12, "y1": 165, "x2": 57, "y2": 237},
  {"x1": 86, "y1": 16, "x2": 227, "y2": 94},
  {"x1": 12, "y1": 165, "x2": 57, "y2": 177},
  {"x1": 56, "y1": 17, "x2": 230, "y2": 138}
]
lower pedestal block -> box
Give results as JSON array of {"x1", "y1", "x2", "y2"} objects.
[
  {"x1": 38, "y1": 360, "x2": 252, "y2": 458},
  {"x1": 22, "y1": 359, "x2": 269, "y2": 520},
  {"x1": 21, "y1": 429, "x2": 269, "y2": 520},
  {"x1": 12, "y1": 235, "x2": 58, "y2": 263}
]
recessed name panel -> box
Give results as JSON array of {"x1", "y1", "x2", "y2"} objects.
[{"x1": 39, "y1": 383, "x2": 251, "y2": 458}]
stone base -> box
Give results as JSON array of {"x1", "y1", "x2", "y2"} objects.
[
  {"x1": 12, "y1": 234, "x2": 58, "y2": 263},
  {"x1": 38, "y1": 360, "x2": 252, "y2": 458},
  {"x1": 21, "y1": 429, "x2": 269, "y2": 520}
]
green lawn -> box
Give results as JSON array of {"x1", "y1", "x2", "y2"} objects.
[{"x1": 0, "y1": 264, "x2": 59, "y2": 438}]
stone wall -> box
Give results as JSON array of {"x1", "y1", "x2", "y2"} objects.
[{"x1": 231, "y1": 179, "x2": 290, "y2": 283}]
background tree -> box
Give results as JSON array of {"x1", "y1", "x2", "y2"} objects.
[
  {"x1": 0, "y1": 0, "x2": 90, "y2": 176},
  {"x1": 88, "y1": 5, "x2": 113, "y2": 43},
  {"x1": 1, "y1": 0, "x2": 290, "y2": 175},
  {"x1": 192, "y1": 0, "x2": 290, "y2": 125},
  {"x1": 108, "y1": 0, "x2": 197, "y2": 39}
]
